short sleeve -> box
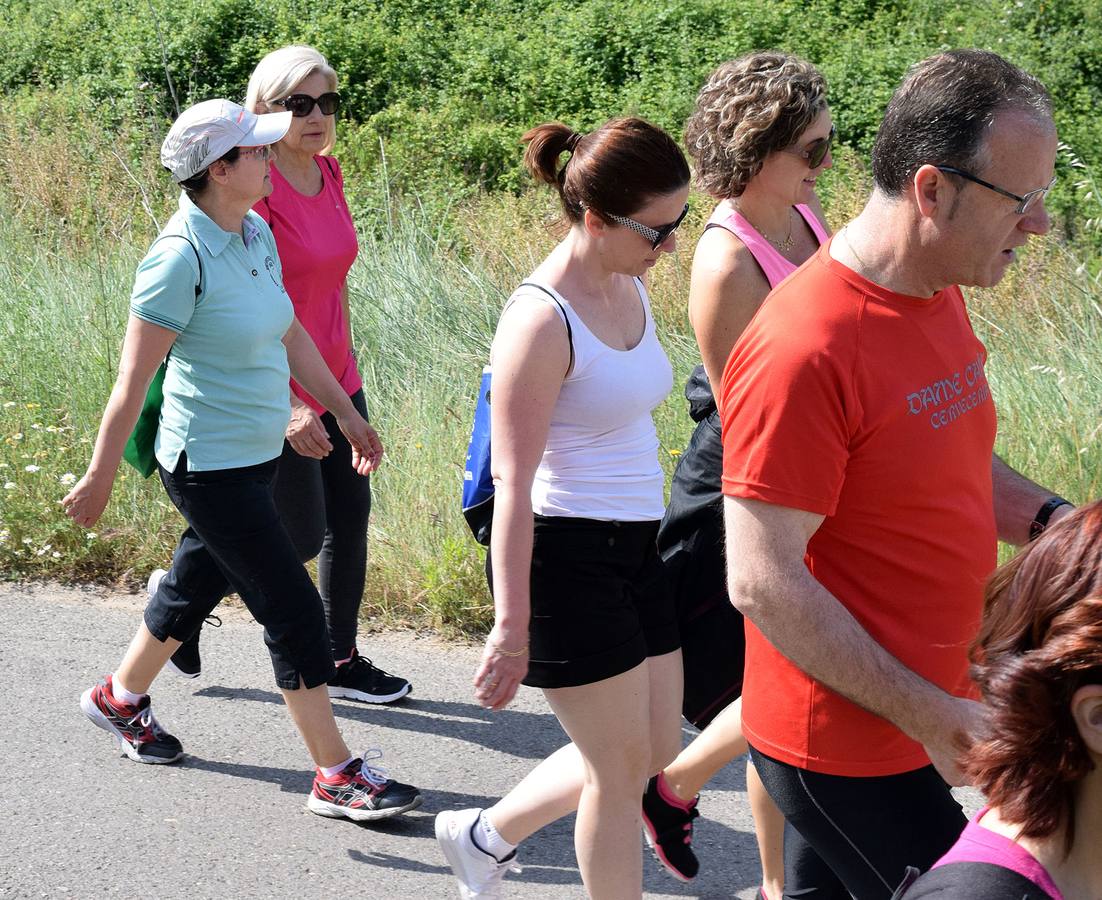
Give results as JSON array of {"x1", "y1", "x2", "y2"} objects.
[
  {"x1": 719, "y1": 303, "x2": 859, "y2": 516},
  {"x1": 129, "y1": 237, "x2": 200, "y2": 333}
]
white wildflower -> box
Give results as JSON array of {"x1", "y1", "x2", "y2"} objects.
[
  {"x1": 59, "y1": 473, "x2": 77, "y2": 486},
  {"x1": 24, "y1": 465, "x2": 40, "y2": 473}
]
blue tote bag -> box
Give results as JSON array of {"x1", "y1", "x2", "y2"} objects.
[{"x1": 461, "y1": 284, "x2": 572, "y2": 545}]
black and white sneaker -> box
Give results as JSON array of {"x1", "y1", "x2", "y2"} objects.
[
  {"x1": 307, "y1": 751, "x2": 422, "y2": 822},
  {"x1": 328, "y1": 650, "x2": 411, "y2": 704},
  {"x1": 167, "y1": 631, "x2": 201, "y2": 679},
  {"x1": 80, "y1": 676, "x2": 184, "y2": 764},
  {"x1": 151, "y1": 568, "x2": 221, "y2": 679}
]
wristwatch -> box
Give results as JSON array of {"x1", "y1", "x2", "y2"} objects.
[{"x1": 1029, "y1": 496, "x2": 1072, "y2": 541}]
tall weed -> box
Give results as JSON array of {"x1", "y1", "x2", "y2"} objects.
[{"x1": 0, "y1": 155, "x2": 1098, "y2": 634}]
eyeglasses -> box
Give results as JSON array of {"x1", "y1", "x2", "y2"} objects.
[
  {"x1": 237, "y1": 145, "x2": 272, "y2": 160},
  {"x1": 605, "y1": 203, "x2": 690, "y2": 250},
  {"x1": 935, "y1": 166, "x2": 1056, "y2": 215},
  {"x1": 784, "y1": 124, "x2": 835, "y2": 169},
  {"x1": 272, "y1": 92, "x2": 341, "y2": 118}
]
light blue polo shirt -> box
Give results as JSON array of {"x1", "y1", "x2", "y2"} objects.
[{"x1": 131, "y1": 193, "x2": 294, "y2": 472}]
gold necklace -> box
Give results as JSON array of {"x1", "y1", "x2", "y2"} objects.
[
  {"x1": 734, "y1": 203, "x2": 794, "y2": 252},
  {"x1": 841, "y1": 226, "x2": 870, "y2": 271}
]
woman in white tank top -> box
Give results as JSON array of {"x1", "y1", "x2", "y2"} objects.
[{"x1": 435, "y1": 118, "x2": 691, "y2": 899}]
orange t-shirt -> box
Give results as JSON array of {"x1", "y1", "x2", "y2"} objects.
[{"x1": 720, "y1": 241, "x2": 997, "y2": 777}]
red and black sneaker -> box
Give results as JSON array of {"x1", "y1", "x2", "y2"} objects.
[
  {"x1": 307, "y1": 751, "x2": 422, "y2": 822},
  {"x1": 79, "y1": 676, "x2": 184, "y2": 765},
  {"x1": 642, "y1": 772, "x2": 701, "y2": 881}
]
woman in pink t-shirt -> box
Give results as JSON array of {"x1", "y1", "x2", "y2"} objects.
[
  {"x1": 167, "y1": 46, "x2": 411, "y2": 706},
  {"x1": 645, "y1": 53, "x2": 833, "y2": 895},
  {"x1": 901, "y1": 501, "x2": 1102, "y2": 900}
]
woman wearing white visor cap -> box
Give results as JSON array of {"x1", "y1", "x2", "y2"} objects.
[{"x1": 63, "y1": 98, "x2": 421, "y2": 823}]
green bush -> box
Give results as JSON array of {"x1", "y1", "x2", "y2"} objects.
[{"x1": 3, "y1": 0, "x2": 1102, "y2": 244}]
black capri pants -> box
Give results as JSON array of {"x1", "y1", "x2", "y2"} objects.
[
  {"x1": 750, "y1": 747, "x2": 967, "y2": 900},
  {"x1": 143, "y1": 452, "x2": 336, "y2": 690}
]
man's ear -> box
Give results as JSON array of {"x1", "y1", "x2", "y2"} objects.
[
  {"x1": 912, "y1": 164, "x2": 954, "y2": 220},
  {"x1": 1071, "y1": 684, "x2": 1102, "y2": 756}
]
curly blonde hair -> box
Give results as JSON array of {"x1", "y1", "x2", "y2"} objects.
[{"x1": 685, "y1": 51, "x2": 827, "y2": 199}]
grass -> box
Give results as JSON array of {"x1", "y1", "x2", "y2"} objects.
[{"x1": 1, "y1": 149, "x2": 1099, "y2": 634}]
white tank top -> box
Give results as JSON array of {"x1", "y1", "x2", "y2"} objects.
[{"x1": 503, "y1": 277, "x2": 673, "y2": 521}]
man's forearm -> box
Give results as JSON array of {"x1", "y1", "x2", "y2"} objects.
[
  {"x1": 729, "y1": 559, "x2": 959, "y2": 745},
  {"x1": 722, "y1": 498, "x2": 965, "y2": 747},
  {"x1": 991, "y1": 453, "x2": 1073, "y2": 545}
]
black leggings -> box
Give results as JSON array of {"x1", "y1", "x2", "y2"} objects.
[
  {"x1": 750, "y1": 747, "x2": 966, "y2": 900},
  {"x1": 272, "y1": 388, "x2": 371, "y2": 661}
]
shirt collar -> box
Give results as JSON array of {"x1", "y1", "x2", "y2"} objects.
[{"x1": 178, "y1": 193, "x2": 259, "y2": 254}]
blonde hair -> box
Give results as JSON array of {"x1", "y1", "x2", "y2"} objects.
[
  {"x1": 685, "y1": 51, "x2": 826, "y2": 199},
  {"x1": 245, "y1": 45, "x2": 339, "y2": 155}
]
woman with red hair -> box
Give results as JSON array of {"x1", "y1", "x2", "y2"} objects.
[{"x1": 902, "y1": 501, "x2": 1102, "y2": 899}]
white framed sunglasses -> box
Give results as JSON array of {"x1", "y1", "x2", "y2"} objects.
[{"x1": 605, "y1": 203, "x2": 690, "y2": 249}]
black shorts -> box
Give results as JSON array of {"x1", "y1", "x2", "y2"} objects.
[{"x1": 487, "y1": 516, "x2": 681, "y2": 689}]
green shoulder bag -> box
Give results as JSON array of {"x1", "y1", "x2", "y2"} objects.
[{"x1": 122, "y1": 236, "x2": 202, "y2": 477}]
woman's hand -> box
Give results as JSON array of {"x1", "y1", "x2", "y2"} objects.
[
  {"x1": 336, "y1": 415, "x2": 384, "y2": 475},
  {"x1": 59, "y1": 315, "x2": 178, "y2": 530},
  {"x1": 286, "y1": 403, "x2": 332, "y2": 459},
  {"x1": 473, "y1": 625, "x2": 529, "y2": 711},
  {"x1": 61, "y1": 472, "x2": 114, "y2": 528}
]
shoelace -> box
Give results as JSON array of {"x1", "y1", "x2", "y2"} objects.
[
  {"x1": 681, "y1": 805, "x2": 700, "y2": 844},
  {"x1": 347, "y1": 654, "x2": 393, "y2": 678},
  {"x1": 124, "y1": 703, "x2": 165, "y2": 740},
  {"x1": 204, "y1": 614, "x2": 222, "y2": 628},
  {"x1": 356, "y1": 749, "x2": 390, "y2": 788}
]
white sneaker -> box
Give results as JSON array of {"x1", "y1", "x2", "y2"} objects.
[
  {"x1": 435, "y1": 808, "x2": 520, "y2": 899},
  {"x1": 146, "y1": 568, "x2": 167, "y2": 598}
]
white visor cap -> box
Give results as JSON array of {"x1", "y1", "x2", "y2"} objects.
[{"x1": 160, "y1": 99, "x2": 292, "y2": 183}]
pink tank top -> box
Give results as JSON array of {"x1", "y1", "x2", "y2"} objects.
[
  {"x1": 706, "y1": 202, "x2": 829, "y2": 289},
  {"x1": 934, "y1": 808, "x2": 1064, "y2": 899}
]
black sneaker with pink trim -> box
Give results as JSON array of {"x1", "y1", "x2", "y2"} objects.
[
  {"x1": 307, "y1": 752, "x2": 422, "y2": 822},
  {"x1": 642, "y1": 772, "x2": 700, "y2": 881},
  {"x1": 79, "y1": 676, "x2": 184, "y2": 765}
]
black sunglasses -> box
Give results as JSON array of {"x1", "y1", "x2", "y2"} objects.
[
  {"x1": 273, "y1": 92, "x2": 341, "y2": 118},
  {"x1": 606, "y1": 203, "x2": 690, "y2": 250},
  {"x1": 935, "y1": 166, "x2": 1055, "y2": 215},
  {"x1": 786, "y1": 124, "x2": 835, "y2": 169}
]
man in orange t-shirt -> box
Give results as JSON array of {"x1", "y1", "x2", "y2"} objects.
[{"x1": 720, "y1": 51, "x2": 1074, "y2": 900}]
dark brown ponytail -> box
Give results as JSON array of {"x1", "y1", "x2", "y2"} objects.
[{"x1": 522, "y1": 117, "x2": 689, "y2": 223}]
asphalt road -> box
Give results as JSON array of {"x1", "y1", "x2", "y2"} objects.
[{"x1": 0, "y1": 583, "x2": 775, "y2": 899}]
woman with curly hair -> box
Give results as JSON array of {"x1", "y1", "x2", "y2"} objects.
[
  {"x1": 642, "y1": 52, "x2": 833, "y2": 897},
  {"x1": 901, "y1": 501, "x2": 1102, "y2": 899}
]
